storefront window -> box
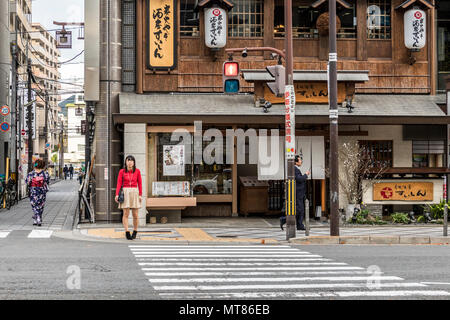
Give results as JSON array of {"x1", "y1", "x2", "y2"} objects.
[
  {"x1": 274, "y1": 1, "x2": 356, "y2": 39},
  {"x1": 228, "y1": 0, "x2": 264, "y2": 37},
  {"x1": 155, "y1": 133, "x2": 232, "y2": 196},
  {"x1": 180, "y1": 0, "x2": 200, "y2": 37},
  {"x1": 359, "y1": 140, "x2": 393, "y2": 168},
  {"x1": 412, "y1": 141, "x2": 445, "y2": 168},
  {"x1": 367, "y1": 0, "x2": 391, "y2": 39}
]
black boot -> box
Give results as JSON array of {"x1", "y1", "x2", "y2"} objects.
[
  {"x1": 132, "y1": 230, "x2": 138, "y2": 240},
  {"x1": 280, "y1": 218, "x2": 284, "y2": 231},
  {"x1": 125, "y1": 231, "x2": 132, "y2": 240}
]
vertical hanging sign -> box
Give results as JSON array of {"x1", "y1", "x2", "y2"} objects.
[
  {"x1": 148, "y1": 0, "x2": 177, "y2": 70},
  {"x1": 404, "y1": 8, "x2": 426, "y2": 50},
  {"x1": 205, "y1": 7, "x2": 227, "y2": 48},
  {"x1": 285, "y1": 85, "x2": 296, "y2": 159}
]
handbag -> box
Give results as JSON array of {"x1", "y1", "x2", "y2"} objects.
[{"x1": 118, "y1": 171, "x2": 125, "y2": 203}]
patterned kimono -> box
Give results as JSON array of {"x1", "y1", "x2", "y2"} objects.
[{"x1": 25, "y1": 170, "x2": 50, "y2": 224}]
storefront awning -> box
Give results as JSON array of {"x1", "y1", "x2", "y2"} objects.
[
  {"x1": 242, "y1": 70, "x2": 369, "y2": 83},
  {"x1": 115, "y1": 93, "x2": 450, "y2": 125}
]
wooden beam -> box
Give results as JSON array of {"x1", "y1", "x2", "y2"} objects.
[
  {"x1": 263, "y1": 0, "x2": 275, "y2": 60},
  {"x1": 395, "y1": 0, "x2": 434, "y2": 10},
  {"x1": 196, "y1": 194, "x2": 233, "y2": 203},
  {"x1": 429, "y1": 0, "x2": 436, "y2": 95},
  {"x1": 311, "y1": 0, "x2": 351, "y2": 9},
  {"x1": 146, "y1": 125, "x2": 196, "y2": 133},
  {"x1": 356, "y1": 0, "x2": 367, "y2": 61}
]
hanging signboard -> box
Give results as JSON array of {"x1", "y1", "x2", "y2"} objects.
[
  {"x1": 1, "y1": 105, "x2": 10, "y2": 116},
  {"x1": 404, "y1": 8, "x2": 426, "y2": 50},
  {"x1": 148, "y1": 0, "x2": 177, "y2": 70},
  {"x1": 23, "y1": 97, "x2": 36, "y2": 139},
  {"x1": 205, "y1": 7, "x2": 227, "y2": 49},
  {"x1": 265, "y1": 82, "x2": 347, "y2": 104},
  {"x1": 285, "y1": 85, "x2": 296, "y2": 160},
  {"x1": 56, "y1": 30, "x2": 72, "y2": 49},
  {"x1": 163, "y1": 145, "x2": 185, "y2": 176},
  {"x1": 152, "y1": 181, "x2": 190, "y2": 196}
]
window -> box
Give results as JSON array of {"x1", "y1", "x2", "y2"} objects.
[
  {"x1": 412, "y1": 141, "x2": 445, "y2": 168},
  {"x1": 359, "y1": 140, "x2": 393, "y2": 168},
  {"x1": 274, "y1": 1, "x2": 356, "y2": 39},
  {"x1": 367, "y1": 0, "x2": 391, "y2": 39},
  {"x1": 180, "y1": 0, "x2": 199, "y2": 37},
  {"x1": 228, "y1": 0, "x2": 264, "y2": 38}
]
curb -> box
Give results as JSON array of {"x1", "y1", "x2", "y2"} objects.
[{"x1": 289, "y1": 235, "x2": 450, "y2": 245}]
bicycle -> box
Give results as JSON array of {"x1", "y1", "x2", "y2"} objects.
[{"x1": 0, "y1": 178, "x2": 17, "y2": 210}]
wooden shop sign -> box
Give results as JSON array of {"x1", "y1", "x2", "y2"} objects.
[
  {"x1": 373, "y1": 182, "x2": 433, "y2": 201},
  {"x1": 265, "y1": 82, "x2": 347, "y2": 104},
  {"x1": 148, "y1": 0, "x2": 177, "y2": 70}
]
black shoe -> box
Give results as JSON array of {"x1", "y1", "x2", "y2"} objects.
[
  {"x1": 37, "y1": 224, "x2": 42, "y2": 227},
  {"x1": 125, "y1": 231, "x2": 132, "y2": 240},
  {"x1": 297, "y1": 226, "x2": 306, "y2": 231},
  {"x1": 33, "y1": 223, "x2": 37, "y2": 226},
  {"x1": 280, "y1": 220, "x2": 284, "y2": 231},
  {"x1": 132, "y1": 230, "x2": 137, "y2": 240}
]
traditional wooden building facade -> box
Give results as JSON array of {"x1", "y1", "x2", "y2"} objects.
[{"x1": 112, "y1": 0, "x2": 450, "y2": 225}]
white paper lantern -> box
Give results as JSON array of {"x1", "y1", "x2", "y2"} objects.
[
  {"x1": 404, "y1": 8, "x2": 426, "y2": 50},
  {"x1": 205, "y1": 7, "x2": 227, "y2": 49}
]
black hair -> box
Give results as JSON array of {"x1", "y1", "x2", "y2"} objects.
[
  {"x1": 34, "y1": 159, "x2": 46, "y2": 170},
  {"x1": 124, "y1": 155, "x2": 136, "y2": 173},
  {"x1": 295, "y1": 155, "x2": 302, "y2": 163}
]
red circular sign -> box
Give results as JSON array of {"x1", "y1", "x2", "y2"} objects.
[
  {"x1": 212, "y1": 8, "x2": 221, "y2": 16},
  {"x1": 380, "y1": 187, "x2": 393, "y2": 199},
  {"x1": 1, "y1": 105, "x2": 10, "y2": 116},
  {"x1": 414, "y1": 11, "x2": 422, "y2": 19}
]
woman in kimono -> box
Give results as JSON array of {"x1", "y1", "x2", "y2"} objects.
[{"x1": 25, "y1": 159, "x2": 50, "y2": 226}]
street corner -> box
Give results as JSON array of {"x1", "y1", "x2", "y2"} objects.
[{"x1": 289, "y1": 236, "x2": 340, "y2": 245}]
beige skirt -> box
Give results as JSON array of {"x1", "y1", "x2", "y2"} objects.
[{"x1": 119, "y1": 187, "x2": 141, "y2": 209}]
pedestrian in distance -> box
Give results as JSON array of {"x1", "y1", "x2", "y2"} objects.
[
  {"x1": 280, "y1": 155, "x2": 310, "y2": 231},
  {"x1": 69, "y1": 164, "x2": 74, "y2": 180},
  {"x1": 63, "y1": 165, "x2": 68, "y2": 180},
  {"x1": 25, "y1": 159, "x2": 50, "y2": 227},
  {"x1": 115, "y1": 155, "x2": 143, "y2": 240}
]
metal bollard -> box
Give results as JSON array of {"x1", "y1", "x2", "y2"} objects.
[
  {"x1": 305, "y1": 198, "x2": 310, "y2": 236},
  {"x1": 444, "y1": 203, "x2": 448, "y2": 237}
]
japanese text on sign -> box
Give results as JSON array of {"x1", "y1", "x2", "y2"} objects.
[
  {"x1": 285, "y1": 85, "x2": 295, "y2": 159},
  {"x1": 149, "y1": 0, "x2": 176, "y2": 69},
  {"x1": 373, "y1": 182, "x2": 433, "y2": 201},
  {"x1": 205, "y1": 7, "x2": 227, "y2": 48}
]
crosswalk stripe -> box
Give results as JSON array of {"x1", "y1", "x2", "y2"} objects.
[
  {"x1": 152, "y1": 282, "x2": 427, "y2": 291},
  {"x1": 129, "y1": 245, "x2": 293, "y2": 248},
  {"x1": 0, "y1": 231, "x2": 11, "y2": 238},
  {"x1": 27, "y1": 230, "x2": 53, "y2": 238},
  {"x1": 142, "y1": 271, "x2": 374, "y2": 276},
  {"x1": 133, "y1": 254, "x2": 323, "y2": 258},
  {"x1": 130, "y1": 248, "x2": 303, "y2": 251},
  {"x1": 158, "y1": 290, "x2": 450, "y2": 298},
  {"x1": 139, "y1": 267, "x2": 364, "y2": 271},
  {"x1": 135, "y1": 258, "x2": 332, "y2": 262},
  {"x1": 139, "y1": 262, "x2": 347, "y2": 266},
  {"x1": 147, "y1": 276, "x2": 403, "y2": 283}
]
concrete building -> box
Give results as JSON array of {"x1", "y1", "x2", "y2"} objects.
[
  {"x1": 0, "y1": 0, "x2": 10, "y2": 176},
  {"x1": 30, "y1": 23, "x2": 62, "y2": 177},
  {"x1": 63, "y1": 94, "x2": 85, "y2": 168}
]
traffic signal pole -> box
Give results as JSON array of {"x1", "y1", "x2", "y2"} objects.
[
  {"x1": 329, "y1": 0, "x2": 340, "y2": 236},
  {"x1": 284, "y1": 0, "x2": 296, "y2": 240}
]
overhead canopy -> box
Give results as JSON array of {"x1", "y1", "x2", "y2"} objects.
[
  {"x1": 395, "y1": 0, "x2": 434, "y2": 10},
  {"x1": 115, "y1": 93, "x2": 449, "y2": 125},
  {"x1": 242, "y1": 69, "x2": 369, "y2": 83}
]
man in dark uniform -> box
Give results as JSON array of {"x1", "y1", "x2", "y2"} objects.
[{"x1": 280, "y1": 155, "x2": 310, "y2": 231}]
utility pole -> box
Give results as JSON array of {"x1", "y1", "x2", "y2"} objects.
[
  {"x1": 329, "y1": 0, "x2": 339, "y2": 236},
  {"x1": 44, "y1": 92, "x2": 49, "y2": 166},
  {"x1": 27, "y1": 55, "x2": 33, "y2": 173},
  {"x1": 284, "y1": 0, "x2": 296, "y2": 240},
  {"x1": 10, "y1": 41, "x2": 18, "y2": 181}
]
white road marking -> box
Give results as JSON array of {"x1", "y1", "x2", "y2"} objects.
[
  {"x1": 158, "y1": 290, "x2": 450, "y2": 298},
  {"x1": 147, "y1": 276, "x2": 403, "y2": 283},
  {"x1": 133, "y1": 254, "x2": 323, "y2": 258},
  {"x1": 27, "y1": 230, "x2": 53, "y2": 238},
  {"x1": 135, "y1": 258, "x2": 332, "y2": 262},
  {"x1": 0, "y1": 231, "x2": 11, "y2": 238},
  {"x1": 139, "y1": 267, "x2": 364, "y2": 271},
  {"x1": 420, "y1": 282, "x2": 450, "y2": 286},
  {"x1": 139, "y1": 262, "x2": 347, "y2": 266},
  {"x1": 142, "y1": 271, "x2": 374, "y2": 276},
  {"x1": 130, "y1": 248, "x2": 305, "y2": 251},
  {"x1": 129, "y1": 245, "x2": 293, "y2": 248},
  {"x1": 152, "y1": 282, "x2": 427, "y2": 291}
]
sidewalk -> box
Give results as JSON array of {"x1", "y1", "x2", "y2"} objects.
[
  {"x1": 74, "y1": 217, "x2": 450, "y2": 245},
  {"x1": 0, "y1": 179, "x2": 79, "y2": 231}
]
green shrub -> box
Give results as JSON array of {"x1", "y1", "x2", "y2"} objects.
[
  {"x1": 347, "y1": 208, "x2": 387, "y2": 225},
  {"x1": 417, "y1": 215, "x2": 425, "y2": 223},
  {"x1": 423, "y1": 200, "x2": 449, "y2": 220},
  {"x1": 391, "y1": 212, "x2": 410, "y2": 224}
]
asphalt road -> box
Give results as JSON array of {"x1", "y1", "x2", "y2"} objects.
[{"x1": 1, "y1": 235, "x2": 450, "y2": 300}]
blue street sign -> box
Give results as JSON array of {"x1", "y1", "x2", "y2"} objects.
[{"x1": 0, "y1": 122, "x2": 10, "y2": 132}]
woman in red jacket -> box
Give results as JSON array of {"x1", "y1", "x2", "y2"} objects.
[{"x1": 115, "y1": 155, "x2": 142, "y2": 240}]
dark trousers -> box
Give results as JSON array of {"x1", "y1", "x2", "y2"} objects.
[{"x1": 280, "y1": 197, "x2": 305, "y2": 229}]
